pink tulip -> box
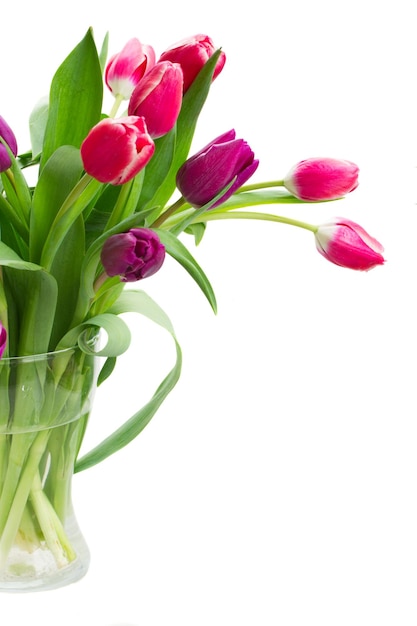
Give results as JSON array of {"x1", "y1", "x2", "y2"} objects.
[
  {"x1": 105, "y1": 38, "x2": 156, "y2": 100},
  {"x1": 315, "y1": 218, "x2": 385, "y2": 271},
  {"x1": 283, "y1": 157, "x2": 359, "y2": 202},
  {"x1": 158, "y1": 34, "x2": 226, "y2": 93},
  {"x1": 127, "y1": 61, "x2": 183, "y2": 139},
  {"x1": 101, "y1": 228, "x2": 165, "y2": 282},
  {"x1": 80, "y1": 116, "x2": 155, "y2": 185},
  {"x1": 0, "y1": 322, "x2": 7, "y2": 358}
]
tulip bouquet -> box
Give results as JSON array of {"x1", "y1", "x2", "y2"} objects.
[{"x1": 0, "y1": 27, "x2": 384, "y2": 588}]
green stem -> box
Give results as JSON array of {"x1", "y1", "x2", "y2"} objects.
[
  {"x1": 151, "y1": 196, "x2": 187, "y2": 228},
  {"x1": 192, "y1": 209, "x2": 318, "y2": 233},
  {"x1": 30, "y1": 471, "x2": 75, "y2": 567},
  {"x1": 41, "y1": 174, "x2": 103, "y2": 271},
  {"x1": 0, "y1": 432, "x2": 38, "y2": 533},
  {"x1": 0, "y1": 429, "x2": 50, "y2": 569},
  {"x1": 0, "y1": 194, "x2": 29, "y2": 242},
  {"x1": 237, "y1": 179, "x2": 285, "y2": 192},
  {"x1": 109, "y1": 93, "x2": 125, "y2": 119}
]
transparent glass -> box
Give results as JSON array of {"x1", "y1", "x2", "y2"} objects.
[{"x1": 0, "y1": 346, "x2": 97, "y2": 592}]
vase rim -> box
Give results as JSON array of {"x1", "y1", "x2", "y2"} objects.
[
  {"x1": 0, "y1": 345, "x2": 79, "y2": 364},
  {"x1": 1, "y1": 330, "x2": 101, "y2": 364}
]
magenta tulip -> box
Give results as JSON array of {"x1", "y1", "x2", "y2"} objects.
[
  {"x1": 127, "y1": 61, "x2": 183, "y2": 139},
  {"x1": 0, "y1": 322, "x2": 7, "y2": 358},
  {"x1": 80, "y1": 116, "x2": 155, "y2": 185},
  {"x1": 101, "y1": 228, "x2": 165, "y2": 282},
  {"x1": 0, "y1": 115, "x2": 18, "y2": 173},
  {"x1": 315, "y1": 218, "x2": 385, "y2": 271},
  {"x1": 105, "y1": 38, "x2": 156, "y2": 100},
  {"x1": 159, "y1": 34, "x2": 226, "y2": 93},
  {"x1": 283, "y1": 157, "x2": 359, "y2": 202},
  {"x1": 176, "y1": 129, "x2": 259, "y2": 208}
]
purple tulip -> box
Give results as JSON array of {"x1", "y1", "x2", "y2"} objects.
[
  {"x1": 176, "y1": 129, "x2": 259, "y2": 208},
  {"x1": 0, "y1": 115, "x2": 18, "y2": 173},
  {"x1": 315, "y1": 218, "x2": 385, "y2": 271},
  {"x1": 101, "y1": 228, "x2": 165, "y2": 282},
  {"x1": 128, "y1": 61, "x2": 184, "y2": 139},
  {"x1": 0, "y1": 322, "x2": 7, "y2": 358}
]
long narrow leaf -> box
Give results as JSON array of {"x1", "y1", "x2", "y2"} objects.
[
  {"x1": 40, "y1": 28, "x2": 103, "y2": 169},
  {"x1": 74, "y1": 290, "x2": 182, "y2": 471},
  {"x1": 30, "y1": 145, "x2": 84, "y2": 263},
  {"x1": 154, "y1": 228, "x2": 217, "y2": 313}
]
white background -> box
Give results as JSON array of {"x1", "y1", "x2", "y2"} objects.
[{"x1": 1, "y1": 0, "x2": 417, "y2": 624}]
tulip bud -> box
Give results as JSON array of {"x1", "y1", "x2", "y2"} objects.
[
  {"x1": 127, "y1": 61, "x2": 183, "y2": 139},
  {"x1": 0, "y1": 322, "x2": 7, "y2": 358},
  {"x1": 158, "y1": 34, "x2": 226, "y2": 93},
  {"x1": 315, "y1": 218, "x2": 385, "y2": 271},
  {"x1": 80, "y1": 116, "x2": 155, "y2": 185},
  {"x1": 283, "y1": 157, "x2": 359, "y2": 202},
  {"x1": 176, "y1": 129, "x2": 259, "y2": 208},
  {"x1": 101, "y1": 228, "x2": 165, "y2": 282},
  {"x1": 105, "y1": 38, "x2": 156, "y2": 100},
  {"x1": 0, "y1": 115, "x2": 18, "y2": 173}
]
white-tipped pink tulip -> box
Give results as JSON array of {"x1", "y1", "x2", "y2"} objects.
[
  {"x1": 80, "y1": 116, "x2": 155, "y2": 185},
  {"x1": 315, "y1": 218, "x2": 385, "y2": 271},
  {"x1": 105, "y1": 38, "x2": 156, "y2": 100},
  {"x1": 283, "y1": 157, "x2": 359, "y2": 201}
]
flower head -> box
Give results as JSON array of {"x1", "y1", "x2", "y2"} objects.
[
  {"x1": 176, "y1": 130, "x2": 259, "y2": 208},
  {"x1": 158, "y1": 34, "x2": 226, "y2": 93},
  {"x1": 101, "y1": 228, "x2": 166, "y2": 282},
  {"x1": 283, "y1": 157, "x2": 359, "y2": 202},
  {"x1": 0, "y1": 322, "x2": 7, "y2": 358},
  {"x1": 315, "y1": 218, "x2": 385, "y2": 271},
  {"x1": 80, "y1": 116, "x2": 155, "y2": 185},
  {"x1": 0, "y1": 116, "x2": 18, "y2": 173},
  {"x1": 127, "y1": 61, "x2": 183, "y2": 139},
  {"x1": 105, "y1": 38, "x2": 156, "y2": 100}
]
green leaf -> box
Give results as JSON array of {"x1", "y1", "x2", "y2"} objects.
[
  {"x1": 0, "y1": 240, "x2": 46, "y2": 272},
  {"x1": 30, "y1": 145, "x2": 84, "y2": 263},
  {"x1": 57, "y1": 312, "x2": 132, "y2": 357},
  {"x1": 97, "y1": 356, "x2": 116, "y2": 386},
  {"x1": 48, "y1": 215, "x2": 85, "y2": 348},
  {"x1": 40, "y1": 175, "x2": 103, "y2": 271},
  {"x1": 40, "y1": 28, "x2": 103, "y2": 169},
  {"x1": 3, "y1": 273, "x2": 57, "y2": 357},
  {"x1": 98, "y1": 32, "x2": 109, "y2": 74},
  {"x1": 0, "y1": 241, "x2": 59, "y2": 354},
  {"x1": 184, "y1": 222, "x2": 206, "y2": 245},
  {"x1": 154, "y1": 228, "x2": 217, "y2": 313},
  {"x1": 29, "y1": 96, "x2": 49, "y2": 158},
  {"x1": 74, "y1": 290, "x2": 182, "y2": 472}
]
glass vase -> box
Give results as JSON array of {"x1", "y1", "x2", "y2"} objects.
[{"x1": 0, "y1": 345, "x2": 97, "y2": 592}]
